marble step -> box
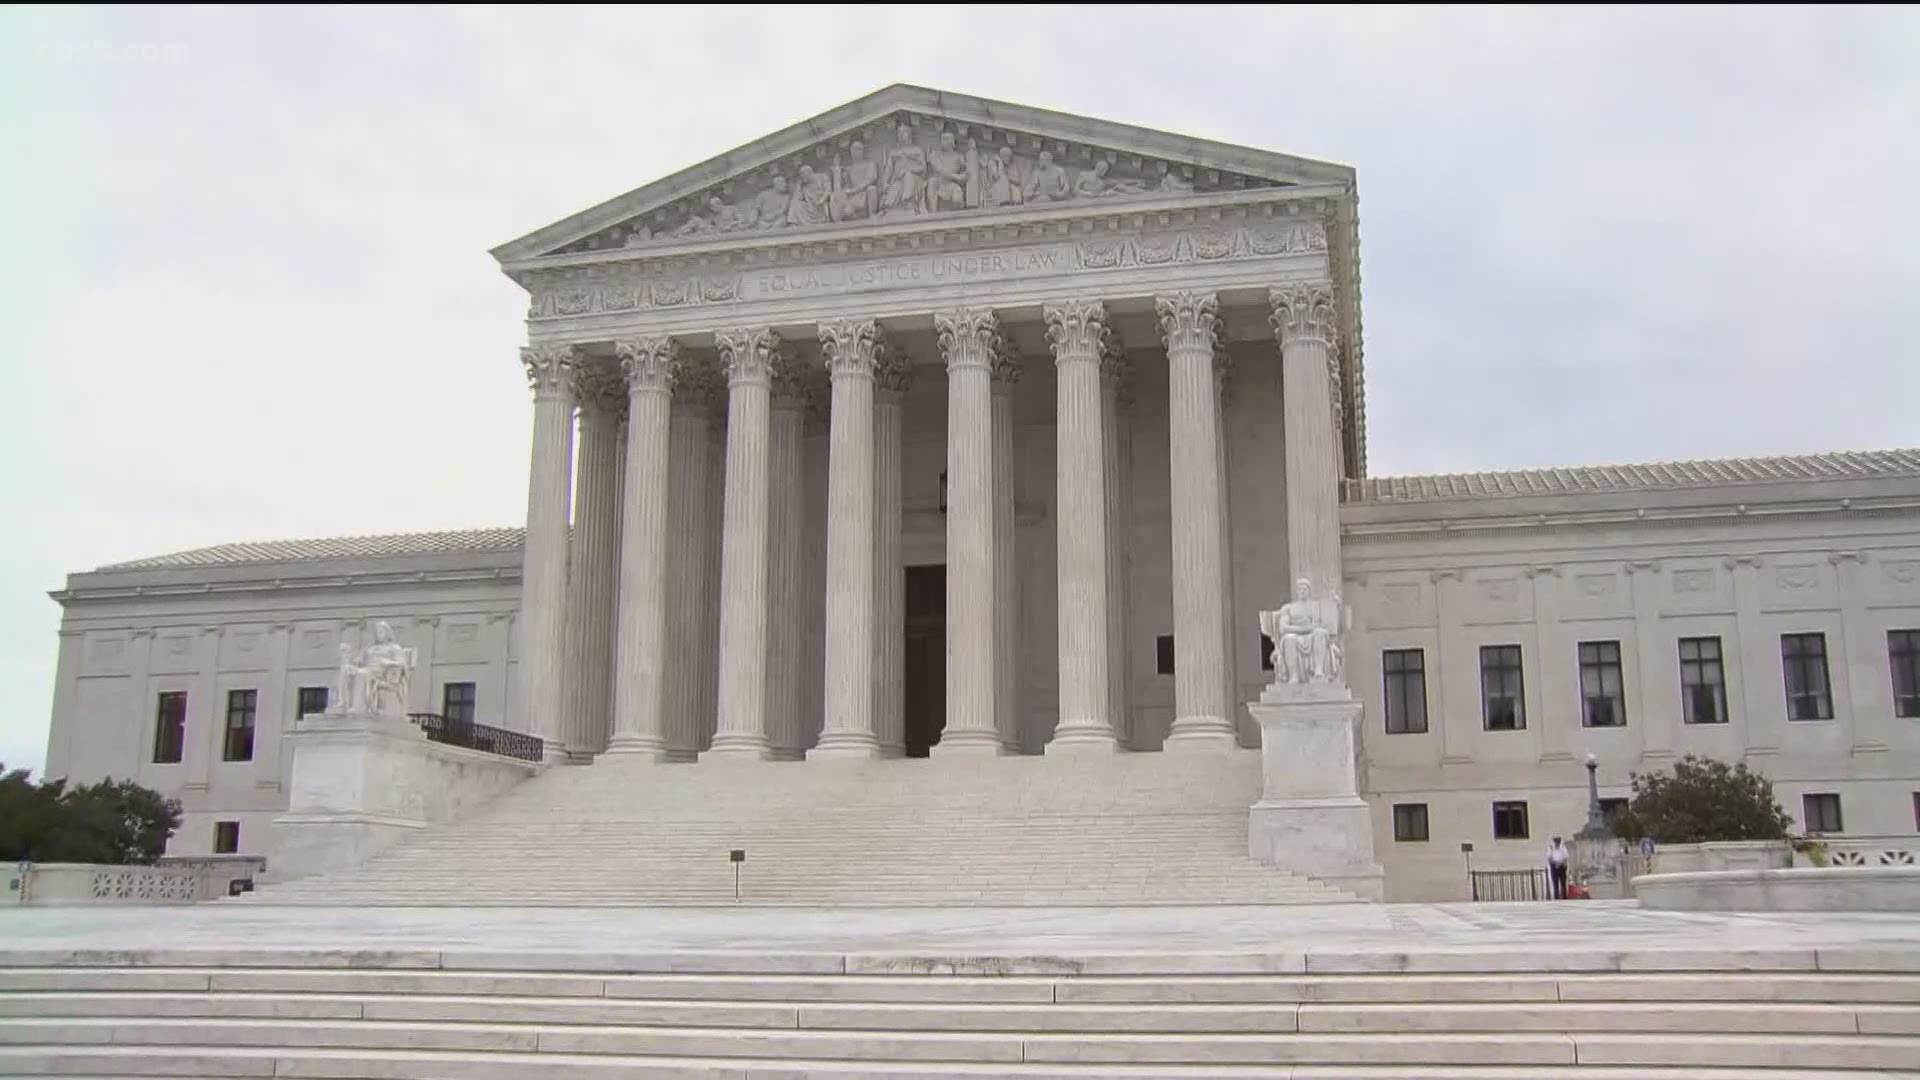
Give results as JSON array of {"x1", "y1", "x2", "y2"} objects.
[
  {"x1": 6, "y1": 992, "x2": 1914, "y2": 1037},
  {"x1": 2, "y1": 1019, "x2": 1917, "y2": 1070}
]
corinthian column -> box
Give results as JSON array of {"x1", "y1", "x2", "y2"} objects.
[
  {"x1": 561, "y1": 361, "x2": 623, "y2": 759},
  {"x1": 872, "y1": 352, "x2": 911, "y2": 757},
  {"x1": 605, "y1": 337, "x2": 677, "y2": 759},
  {"x1": 663, "y1": 361, "x2": 722, "y2": 761},
  {"x1": 812, "y1": 318, "x2": 886, "y2": 758},
  {"x1": 1042, "y1": 299, "x2": 1116, "y2": 752},
  {"x1": 990, "y1": 351, "x2": 1022, "y2": 752},
  {"x1": 765, "y1": 357, "x2": 809, "y2": 759},
  {"x1": 517, "y1": 343, "x2": 577, "y2": 760},
  {"x1": 705, "y1": 327, "x2": 779, "y2": 760},
  {"x1": 934, "y1": 308, "x2": 1005, "y2": 755},
  {"x1": 1099, "y1": 345, "x2": 1133, "y2": 747},
  {"x1": 1270, "y1": 283, "x2": 1344, "y2": 602},
  {"x1": 1158, "y1": 291, "x2": 1236, "y2": 750}
]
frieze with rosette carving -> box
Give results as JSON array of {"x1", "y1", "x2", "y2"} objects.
[
  {"x1": 524, "y1": 213, "x2": 1331, "y2": 322},
  {"x1": 548, "y1": 112, "x2": 1298, "y2": 255}
]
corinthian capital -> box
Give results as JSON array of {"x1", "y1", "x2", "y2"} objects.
[
  {"x1": 989, "y1": 348, "x2": 1021, "y2": 388},
  {"x1": 671, "y1": 354, "x2": 725, "y2": 414},
  {"x1": 934, "y1": 307, "x2": 1004, "y2": 375},
  {"x1": 874, "y1": 350, "x2": 914, "y2": 396},
  {"x1": 1268, "y1": 282, "x2": 1337, "y2": 350},
  {"x1": 615, "y1": 336, "x2": 679, "y2": 395},
  {"x1": 818, "y1": 318, "x2": 887, "y2": 381},
  {"x1": 1042, "y1": 298, "x2": 1110, "y2": 366},
  {"x1": 569, "y1": 359, "x2": 625, "y2": 418},
  {"x1": 1156, "y1": 291, "x2": 1221, "y2": 355},
  {"x1": 715, "y1": 327, "x2": 781, "y2": 388},
  {"x1": 520, "y1": 343, "x2": 578, "y2": 397}
]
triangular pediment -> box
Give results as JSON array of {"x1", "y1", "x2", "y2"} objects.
[{"x1": 493, "y1": 85, "x2": 1353, "y2": 264}]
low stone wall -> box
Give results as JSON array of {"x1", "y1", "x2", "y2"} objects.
[
  {"x1": 1635, "y1": 866, "x2": 1920, "y2": 912},
  {"x1": 269, "y1": 711, "x2": 538, "y2": 882},
  {"x1": 4, "y1": 859, "x2": 266, "y2": 906},
  {"x1": 1648, "y1": 840, "x2": 1791, "y2": 874}
]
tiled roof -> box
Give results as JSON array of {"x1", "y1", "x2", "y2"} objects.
[
  {"x1": 100, "y1": 528, "x2": 527, "y2": 570},
  {"x1": 1352, "y1": 449, "x2": 1920, "y2": 503}
]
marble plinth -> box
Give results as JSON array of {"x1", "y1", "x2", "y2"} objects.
[{"x1": 1247, "y1": 691, "x2": 1384, "y2": 901}]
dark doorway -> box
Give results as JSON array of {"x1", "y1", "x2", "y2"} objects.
[{"x1": 904, "y1": 564, "x2": 946, "y2": 757}]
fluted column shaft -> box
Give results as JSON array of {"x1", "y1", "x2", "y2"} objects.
[
  {"x1": 518, "y1": 344, "x2": 577, "y2": 759},
  {"x1": 663, "y1": 374, "x2": 720, "y2": 761},
  {"x1": 1159, "y1": 292, "x2": 1236, "y2": 750},
  {"x1": 1043, "y1": 299, "x2": 1116, "y2": 751},
  {"x1": 561, "y1": 365, "x2": 622, "y2": 758},
  {"x1": 1099, "y1": 351, "x2": 1132, "y2": 747},
  {"x1": 1271, "y1": 284, "x2": 1344, "y2": 601},
  {"x1": 873, "y1": 360, "x2": 909, "y2": 757},
  {"x1": 935, "y1": 309, "x2": 1005, "y2": 754},
  {"x1": 765, "y1": 368, "x2": 808, "y2": 759},
  {"x1": 1215, "y1": 361, "x2": 1239, "y2": 739},
  {"x1": 706, "y1": 328, "x2": 780, "y2": 760},
  {"x1": 606, "y1": 338, "x2": 677, "y2": 758},
  {"x1": 990, "y1": 361, "x2": 1021, "y2": 752},
  {"x1": 813, "y1": 318, "x2": 886, "y2": 758}
]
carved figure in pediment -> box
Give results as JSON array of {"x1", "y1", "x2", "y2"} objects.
[
  {"x1": 1153, "y1": 160, "x2": 1194, "y2": 194},
  {"x1": 982, "y1": 145, "x2": 1022, "y2": 208},
  {"x1": 1026, "y1": 150, "x2": 1069, "y2": 202},
  {"x1": 926, "y1": 130, "x2": 969, "y2": 213},
  {"x1": 709, "y1": 195, "x2": 750, "y2": 233},
  {"x1": 789, "y1": 164, "x2": 832, "y2": 227},
  {"x1": 620, "y1": 222, "x2": 653, "y2": 247},
  {"x1": 831, "y1": 139, "x2": 880, "y2": 222},
  {"x1": 753, "y1": 175, "x2": 793, "y2": 229},
  {"x1": 671, "y1": 207, "x2": 715, "y2": 238},
  {"x1": 1079, "y1": 159, "x2": 1147, "y2": 198},
  {"x1": 880, "y1": 123, "x2": 927, "y2": 218}
]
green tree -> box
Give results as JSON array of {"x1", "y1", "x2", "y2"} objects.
[
  {"x1": 1611, "y1": 755, "x2": 1792, "y2": 845},
  {"x1": 0, "y1": 764, "x2": 181, "y2": 864}
]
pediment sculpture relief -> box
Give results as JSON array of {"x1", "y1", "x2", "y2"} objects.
[{"x1": 554, "y1": 115, "x2": 1286, "y2": 255}]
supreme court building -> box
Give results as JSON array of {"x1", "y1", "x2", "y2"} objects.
[{"x1": 42, "y1": 86, "x2": 1920, "y2": 901}]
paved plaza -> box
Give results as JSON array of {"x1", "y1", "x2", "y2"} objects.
[{"x1": 6, "y1": 902, "x2": 1920, "y2": 971}]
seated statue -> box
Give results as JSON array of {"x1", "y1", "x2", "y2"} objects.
[
  {"x1": 1259, "y1": 578, "x2": 1346, "y2": 687},
  {"x1": 325, "y1": 621, "x2": 418, "y2": 720}
]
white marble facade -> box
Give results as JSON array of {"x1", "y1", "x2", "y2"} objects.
[{"x1": 38, "y1": 86, "x2": 1920, "y2": 900}]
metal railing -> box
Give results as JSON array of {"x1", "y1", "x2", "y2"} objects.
[
  {"x1": 1469, "y1": 868, "x2": 1553, "y2": 902},
  {"x1": 408, "y1": 712, "x2": 544, "y2": 763}
]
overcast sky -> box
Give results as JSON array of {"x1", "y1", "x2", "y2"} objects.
[{"x1": 2, "y1": 7, "x2": 1916, "y2": 774}]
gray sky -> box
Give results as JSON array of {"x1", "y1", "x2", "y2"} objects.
[{"x1": 3, "y1": 7, "x2": 1916, "y2": 774}]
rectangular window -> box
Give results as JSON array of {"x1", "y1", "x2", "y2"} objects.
[
  {"x1": 1493, "y1": 800, "x2": 1530, "y2": 840},
  {"x1": 1382, "y1": 649, "x2": 1429, "y2": 734},
  {"x1": 1480, "y1": 645, "x2": 1526, "y2": 730},
  {"x1": 296, "y1": 686, "x2": 329, "y2": 718},
  {"x1": 223, "y1": 689, "x2": 257, "y2": 762},
  {"x1": 1912, "y1": 792, "x2": 1919, "y2": 833},
  {"x1": 1679, "y1": 637, "x2": 1729, "y2": 725},
  {"x1": 1392, "y1": 803, "x2": 1429, "y2": 842},
  {"x1": 1259, "y1": 633, "x2": 1275, "y2": 672},
  {"x1": 1599, "y1": 797, "x2": 1629, "y2": 830},
  {"x1": 1891, "y1": 630, "x2": 1920, "y2": 720},
  {"x1": 1802, "y1": 792, "x2": 1843, "y2": 834},
  {"x1": 443, "y1": 682, "x2": 477, "y2": 725},
  {"x1": 1578, "y1": 641, "x2": 1627, "y2": 727},
  {"x1": 1781, "y1": 633, "x2": 1834, "y2": 721},
  {"x1": 1156, "y1": 634, "x2": 1175, "y2": 676},
  {"x1": 152, "y1": 692, "x2": 187, "y2": 764},
  {"x1": 213, "y1": 821, "x2": 240, "y2": 855}
]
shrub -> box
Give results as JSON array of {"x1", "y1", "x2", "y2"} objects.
[
  {"x1": 0, "y1": 764, "x2": 181, "y2": 864},
  {"x1": 1610, "y1": 755, "x2": 1792, "y2": 845}
]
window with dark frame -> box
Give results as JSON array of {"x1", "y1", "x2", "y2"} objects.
[
  {"x1": 1480, "y1": 645, "x2": 1526, "y2": 730},
  {"x1": 1679, "y1": 637, "x2": 1729, "y2": 725},
  {"x1": 1492, "y1": 800, "x2": 1530, "y2": 840},
  {"x1": 152, "y1": 692, "x2": 187, "y2": 764},
  {"x1": 1578, "y1": 641, "x2": 1627, "y2": 727},
  {"x1": 1382, "y1": 649, "x2": 1428, "y2": 734},
  {"x1": 1259, "y1": 633, "x2": 1275, "y2": 672},
  {"x1": 1890, "y1": 629, "x2": 1920, "y2": 719},
  {"x1": 1392, "y1": 803, "x2": 1429, "y2": 842},
  {"x1": 443, "y1": 682, "x2": 477, "y2": 726},
  {"x1": 213, "y1": 821, "x2": 240, "y2": 855},
  {"x1": 1912, "y1": 792, "x2": 1919, "y2": 833},
  {"x1": 1781, "y1": 633, "x2": 1834, "y2": 721},
  {"x1": 1156, "y1": 635, "x2": 1175, "y2": 676},
  {"x1": 1802, "y1": 792, "x2": 1843, "y2": 834},
  {"x1": 222, "y1": 689, "x2": 257, "y2": 762},
  {"x1": 296, "y1": 686, "x2": 329, "y2": 719}
]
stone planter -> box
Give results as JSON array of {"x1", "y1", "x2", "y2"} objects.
[{"x1": 1652, "y1": 840, "x2": 1790, "y2": 875}]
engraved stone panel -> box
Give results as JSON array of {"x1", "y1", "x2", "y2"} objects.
[
  {"x1": 1365, "y1": 578, "x2": 1436, "y2": 630},
  {"x1": 1759, "y1": 562, "x2": 1836, "y2": 612},
  {"x1": 1461, "y1": 574, "x2": 1529, "y2": 625}
]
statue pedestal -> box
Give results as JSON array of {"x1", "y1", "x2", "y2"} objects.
[
  {"x1": 1247, "y1": 685, "x2": 1384, "y2": 901},
  {"x1": 268, "y1": 711, "x2": 537, "y2": 883}
]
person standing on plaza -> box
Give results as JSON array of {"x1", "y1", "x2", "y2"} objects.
[{"x1": 1546, "y1": 837, "x2": 1571, "y2": 899}]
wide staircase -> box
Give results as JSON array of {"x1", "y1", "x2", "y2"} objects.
[
  {"x1": 244, "y1": 749, "x2": 1352, "y2": 906},
  {"x1": 3, "y1": 947, "x2": 1916, "y2": 1077}
]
